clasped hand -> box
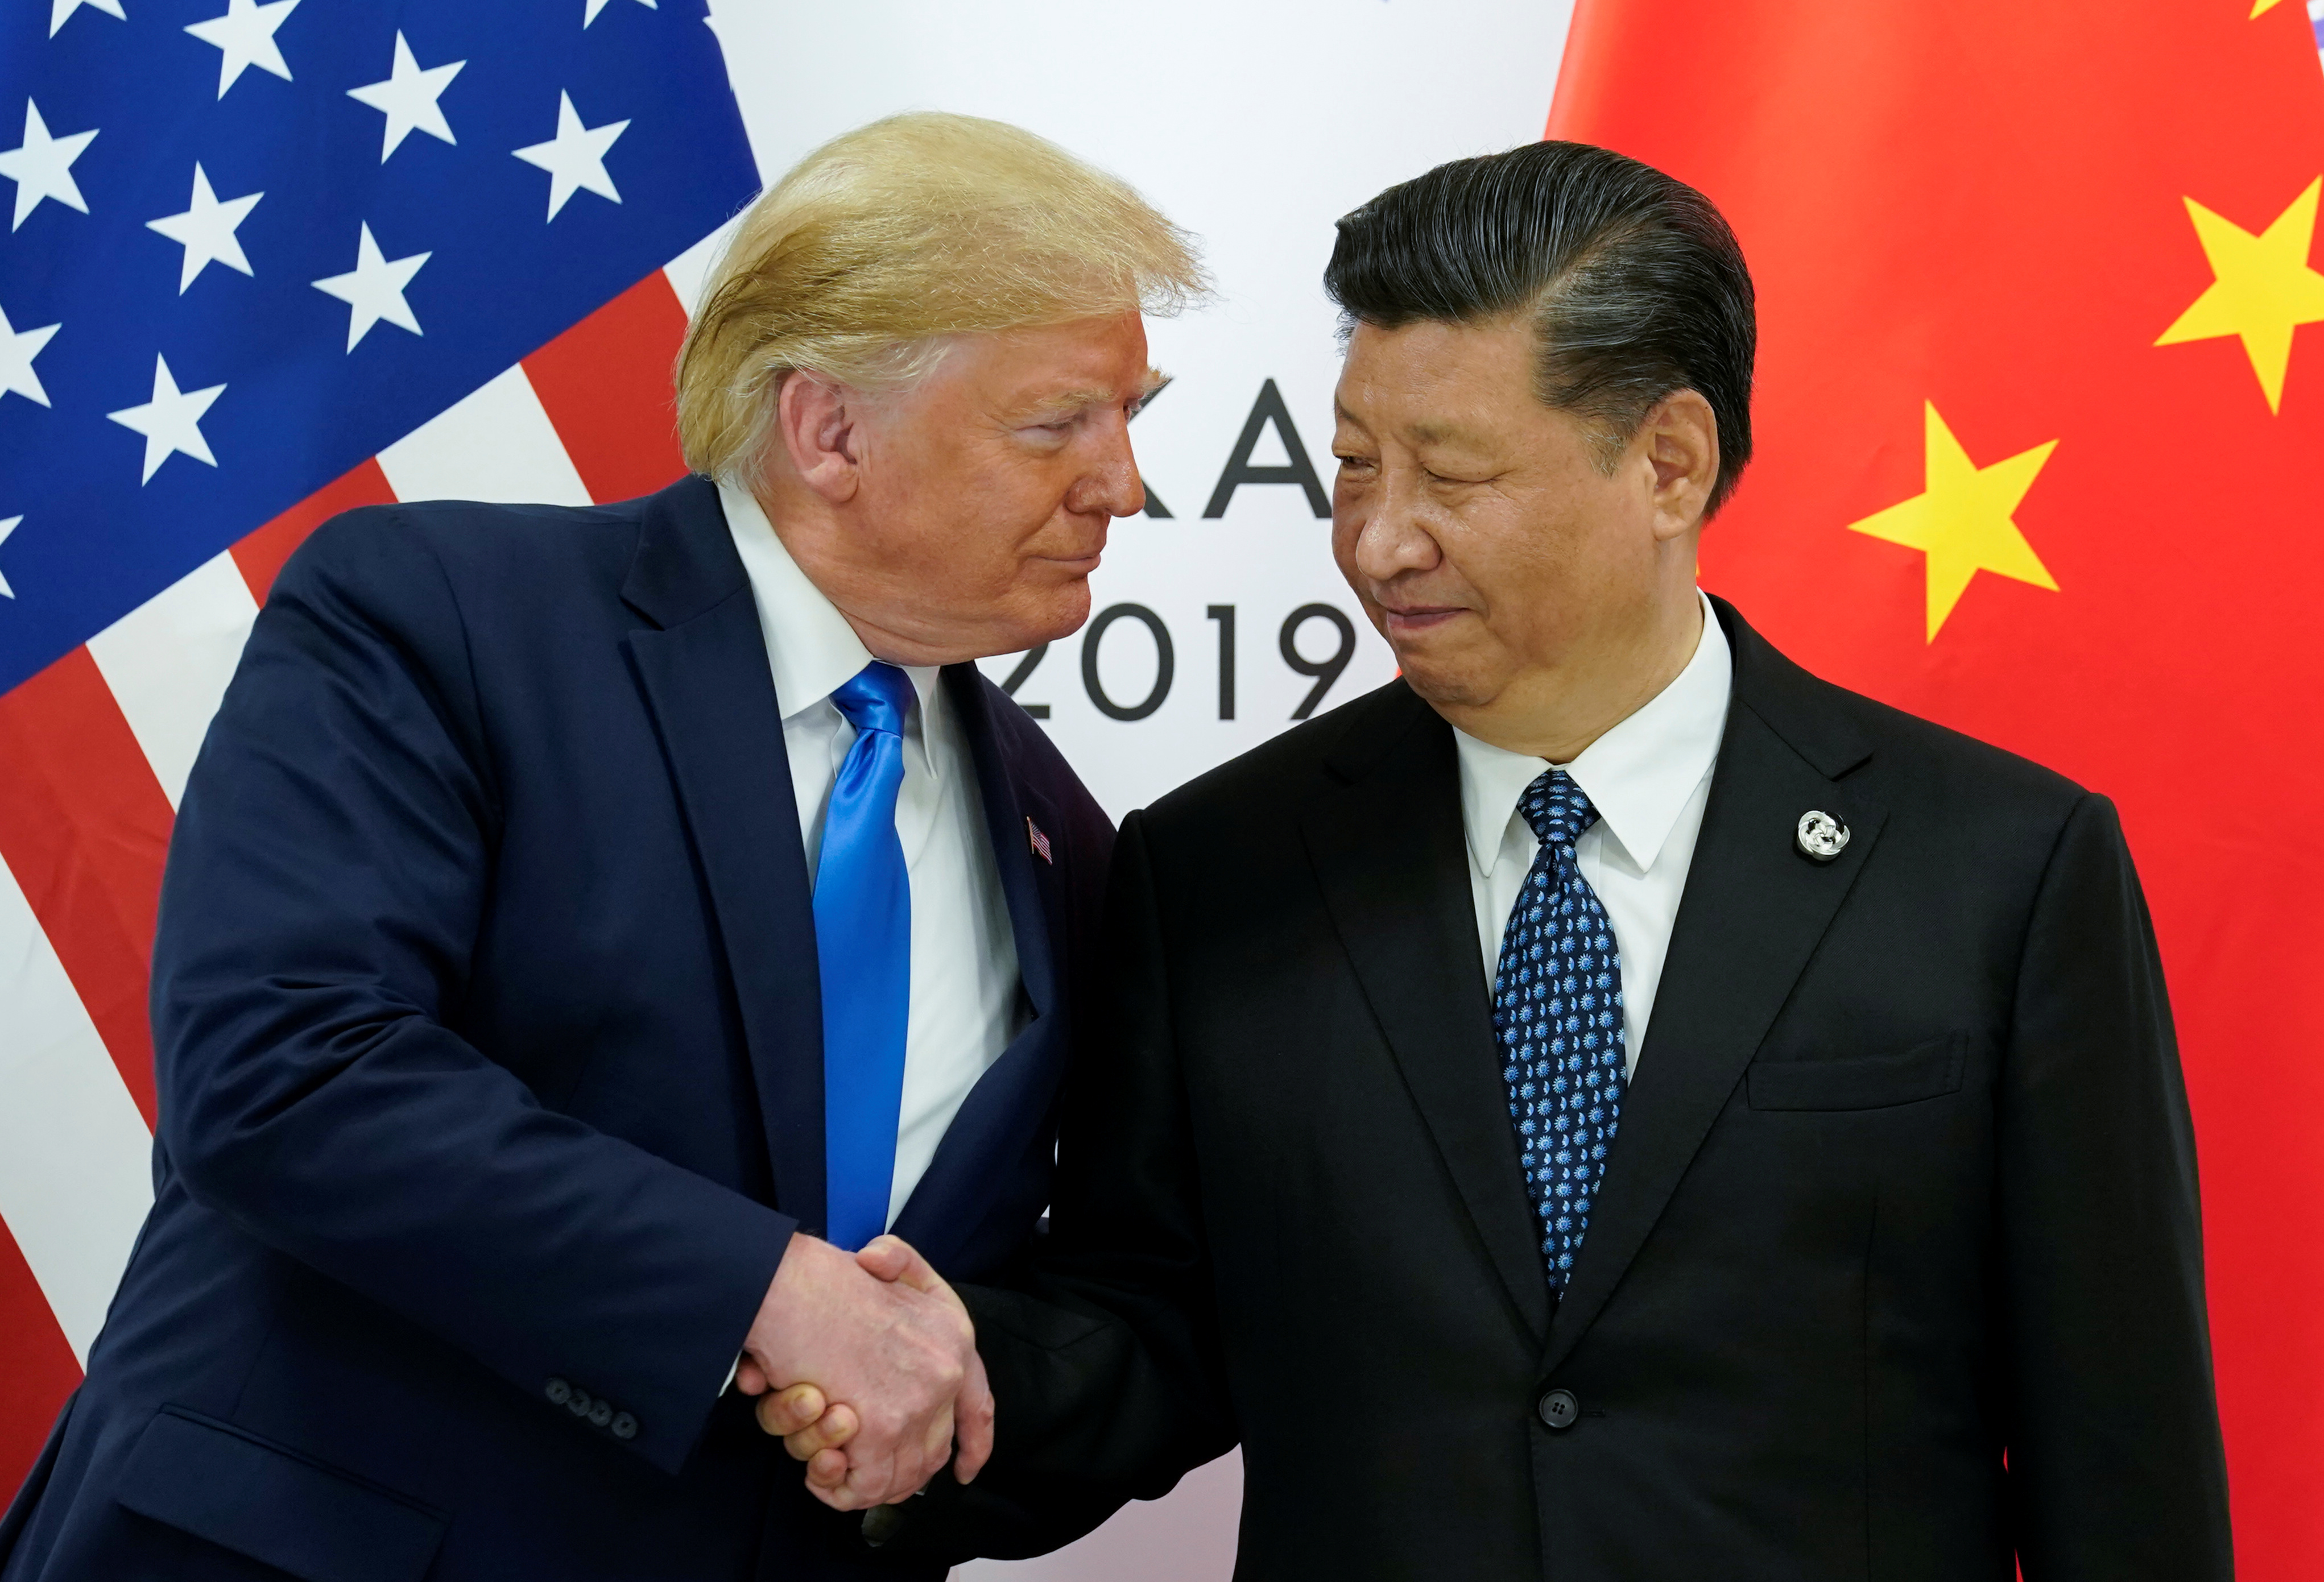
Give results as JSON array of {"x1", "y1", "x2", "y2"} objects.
[{"x1": 734, "y1": 1232, "x2": 990, "y2": 1511}]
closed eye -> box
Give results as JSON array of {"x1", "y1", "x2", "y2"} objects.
[{"x1": 1018, "y1": 416, "x2": 1080, "y2": 444}]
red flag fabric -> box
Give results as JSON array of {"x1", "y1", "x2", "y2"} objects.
[{"x1": 1550, "y1": 3, "x2": 2324, "y2": 1574}]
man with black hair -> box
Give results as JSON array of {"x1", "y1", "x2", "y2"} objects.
[{"x1": 779, "y1": 140, "x2": 2232, "y2": 1580}]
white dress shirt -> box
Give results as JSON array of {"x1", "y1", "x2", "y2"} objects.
[
  {"x1": 720, "y1": 483, "x2": 1023, "y2": 1229},
  {"x1": 1454, "y1": 591, "x2": 1732, "y2": 1078}
]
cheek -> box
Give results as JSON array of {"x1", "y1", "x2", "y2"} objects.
[
  {"x1": 1438, "y1": 501, "x2": 1535, "y2": 591},
  {"x1": 1329, "y1": 511, "x2": 1363, "y2": 579},
  {"x1": 858, "y1": 448, "x2": 958, "y2": 559},
  {"x1": 919, "y1": 463, "x2": 1059, "y2": 582},
  {"x1": 1433, "y1": 508, "x2": 1573, "y2": 639}
]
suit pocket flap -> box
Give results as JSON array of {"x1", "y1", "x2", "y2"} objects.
[
  {"x1": 116, "y1": 1407, "x2": 444, "y2": 1582},
  {"x1": 1746, "y1": 1036, "x2": 1969, "y2": 1112}
]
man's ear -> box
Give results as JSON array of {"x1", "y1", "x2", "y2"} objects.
[
  {"x1": 1643, "y1": 390, "x2": 1720, "y2": 541},
  {"x1": 776, "y1": 372, "x2": 865, "y2": 504}
]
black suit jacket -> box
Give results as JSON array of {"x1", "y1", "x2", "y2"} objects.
[
  {"x1": 899, "y1": 598, "x2": 2230, "y2": 1581},
  {"x1": 0, "y1": 477, "x2": 1112, "y2": 1582}
]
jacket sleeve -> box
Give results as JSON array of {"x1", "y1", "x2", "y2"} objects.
[
  {"x1": 884, "y1": 807, "x2": 1238, "y2": 1562},
  {"x1": 1999, "y1": 792, "x2": 2233, "y2": 1579},
  {"x1": 150, "y1": 510, "x2": 793, "y2": 1476}
]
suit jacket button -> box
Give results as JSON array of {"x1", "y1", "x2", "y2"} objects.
[
  {"x1": 588, "y1": 1401, "x2": 613, "y2": 1428},
  {"x1": 545, "y1": 1378, "x2": 572, "y2": 1406},
  {"x1": 566, "y1": 1388, "x2": 594, "y2": 1417},
  {"x1": 1538, "y1": 1388, "x2": 1579, "y2": 1431},
  {"x1": 611, "y1": 1413, "x2": 638, "y2": 1441}
]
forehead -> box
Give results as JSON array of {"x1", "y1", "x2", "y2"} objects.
[
  {"x1": 948, "y1": 314, "x2": 1156, "y2": 408},
  {"x1": 1335, "y1": 316, "x2": 1544, "y2": 445}
]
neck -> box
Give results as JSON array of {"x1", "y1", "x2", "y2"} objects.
[
  {"x1": 752, "y1": 481, "x2": 963, "y2": 668},
  {"x1": 1446, "y1": 590, "x2": 1704, "y2": 764},
  {"x1": 833, "y1": 611, "x2": 957, "y2": 669}
]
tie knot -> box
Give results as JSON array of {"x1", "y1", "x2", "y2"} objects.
[
  {"x1": 830, "y1": 661, "x2": 914, "y2": 738},
  {"x1": 1517, "y1": 768, "x2": 1598, "y2": 849}
]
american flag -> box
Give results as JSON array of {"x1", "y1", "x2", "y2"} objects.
[{"x1": 0, "y1": 0, "x2": 756, "y2": 1495}]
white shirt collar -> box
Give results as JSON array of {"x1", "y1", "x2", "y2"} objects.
[
  {"x1": 1454, "y1": 590, "x2": 1732, "y2": 877},
  {"x1": 718, "y1": 481, "x2": 945, "y2": 773}
]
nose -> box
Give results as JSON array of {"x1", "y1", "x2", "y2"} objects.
[
  {"x1": 1347, "y1": 469, "x2": 1441, "y2": 585},
  {"x1": 1072, "y1": 413, "x2": 1147, "y2": 519}
]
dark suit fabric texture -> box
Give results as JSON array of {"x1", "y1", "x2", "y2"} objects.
[
  {"x1": 0, "y1": 475, "x2": 1113, "y2": 1582},
  {"x1": 902, "y1": 599, "x2": 2231, "y2": 1581}
]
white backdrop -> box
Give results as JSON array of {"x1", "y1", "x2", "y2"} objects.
[{"x1": 700, "y1": 2, "x2": 1578, "y2": 1573}]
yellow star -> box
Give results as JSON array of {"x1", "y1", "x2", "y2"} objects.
[
  {"x1": 1847, "y1": 402, "x2": 2060, "y2": 642},
  {"x1": 2251, "y1": 0, "x2": 2285, "y2": 17},
  {"x1": 2155, "y1": 177, "x2": 2324, "y2": 412}
]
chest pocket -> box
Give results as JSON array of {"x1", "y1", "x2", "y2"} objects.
[{"x1": 1744, "y1": 1033, "x2": 1971, "y2": 1112}]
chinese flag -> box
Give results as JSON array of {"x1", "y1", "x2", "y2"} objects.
[{"x1": 1551, "y1": 2, "x2": 2324, "y2": 1575}]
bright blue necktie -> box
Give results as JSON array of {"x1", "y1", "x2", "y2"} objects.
[
  {"x1": 815, "y1": 661, "x2": 916, "y2": 1251},
  {"x1": 1491, "y1": 769, "x2": 1628, "y2": 1290}
]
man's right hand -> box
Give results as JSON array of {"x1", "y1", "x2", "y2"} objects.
[{"x1": 733, "y1": 1232, "x2": 987, "y2": 1510}]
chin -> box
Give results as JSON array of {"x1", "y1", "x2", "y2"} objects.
[
  {"x1": 1393, "y1": 650, "x2": 1492, "y2": 711},
  {"x1": 1003, "y1": 585, "x2": 1094, "y2": 652}
]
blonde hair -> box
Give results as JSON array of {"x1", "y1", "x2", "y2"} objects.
[{"x1": 675, "y1": 111, "x2": 1208, "y2": 487}]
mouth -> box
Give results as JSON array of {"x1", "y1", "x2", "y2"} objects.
[
  {"x1": 1033, "y1": 550, "x2": 1105, "y2": 575},
  {"x1": 1376, "y1": 603, "x2": 1469, "y2": 637}
]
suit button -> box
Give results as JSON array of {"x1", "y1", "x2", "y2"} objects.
[
  {"x1": 566, "y1": 1389, "x2": 593, "y2": 1418},
  {"x1": 545, "y1": 1378, "x2": 571, "y2": 1406},
  {"x1": 588, "y1": 1401, "x2": 613, "y2": 1428},
  {"x1": 611, "y1": 1413, "x2": 638, "y2": 1442},
  {"x1": 1537, "y1": 1388, "x2": 1579, "y2": 1431}
]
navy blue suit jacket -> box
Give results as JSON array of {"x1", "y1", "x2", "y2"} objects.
[{"x1": 0, "y1": 475, "x2": 1113, "y2": 1582}]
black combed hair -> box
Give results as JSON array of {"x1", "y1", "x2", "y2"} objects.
[{"x1": 1325, "y1": 140, "x2": 1756, "y2": 516}]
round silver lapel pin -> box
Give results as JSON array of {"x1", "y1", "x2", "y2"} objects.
[{"x1": 1796, "y1": 809, "x2": 1850, "y2": 863}]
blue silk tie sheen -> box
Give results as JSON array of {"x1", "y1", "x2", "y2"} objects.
[
  {"x1": 1490, "y1": 769, "x2": 1628, "y2": 1290},
  {"x1": 815, "y1": 661, "x2": 916, "y2": 1252}
]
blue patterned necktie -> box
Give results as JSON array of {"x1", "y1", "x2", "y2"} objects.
[
  {"x1": 815, "y1": 661, "x2": 916, "y2": 1252},
  {"x1": 1491, "y1": 769, "x2": 1628, "y2": 1290}
]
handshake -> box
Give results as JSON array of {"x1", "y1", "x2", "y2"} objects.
[{"x1": 733, "y1": 1232, "x2": 991, "y2": 1511}]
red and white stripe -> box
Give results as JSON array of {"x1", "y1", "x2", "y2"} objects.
[{"x1": 0, "y1": 225, "x2": 736, "y2": 1496}]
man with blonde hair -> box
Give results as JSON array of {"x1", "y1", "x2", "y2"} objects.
[{"x1": 0, "y1": 113, "x2": 1200, "y2": 1582}]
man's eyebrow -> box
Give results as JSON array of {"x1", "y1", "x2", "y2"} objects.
[
  {"x1": 1331, "y1": 401, "x2": 1488, "y2": 450},
  {"x1": 1403, "y1": 419, "x2": 1490, "y2": 448},
  {"x1": 1025, "y1": 369, "x2": 1172, "y2": 419}
]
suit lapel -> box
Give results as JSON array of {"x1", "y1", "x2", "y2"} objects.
[
  {"x1": 953, "y1": 668, "x2": 1060, "y2": 1021},
  {"x1": 888, "y1": 672, "x2": 1065, "y2": 1266},
  {"x1": 620, "y1": 479, "x2": 826, "y2": 1231},
  {"x1": 1542, "y1": 603, "x2": 1887, "y2": 1373},
  {"x1": 1301, "y1": 688, "x2": 1554, "y2": 1342}
]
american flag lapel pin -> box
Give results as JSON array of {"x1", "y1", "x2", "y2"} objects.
[{"x1": 1025, "y1": 817, "x2": 1053, "y2": 864}]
